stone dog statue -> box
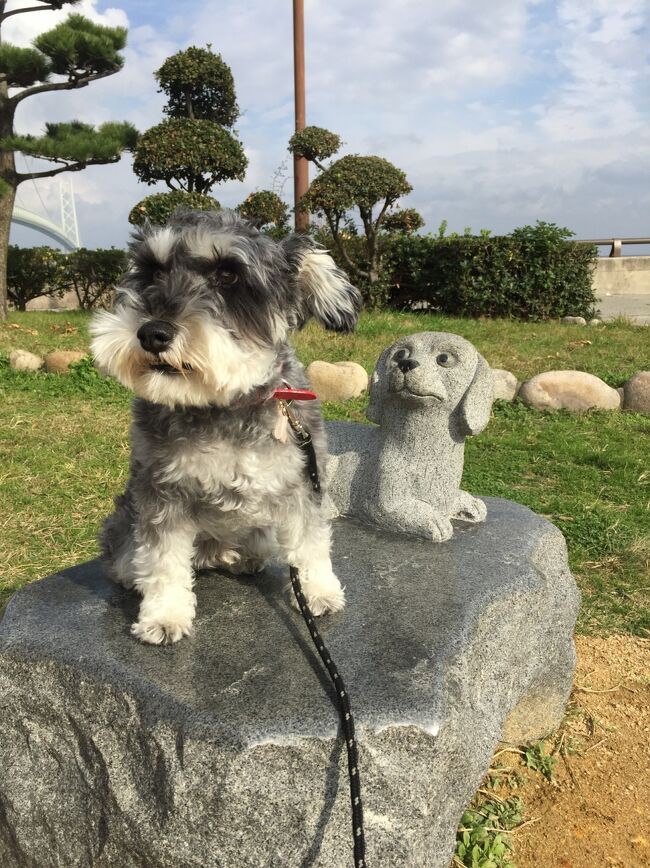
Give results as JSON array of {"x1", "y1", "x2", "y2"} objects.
[{"x1": 325, "y1": 332, "x2": 494, "y2": 541}]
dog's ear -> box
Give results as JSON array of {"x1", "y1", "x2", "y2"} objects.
[
  {"x1": 458, "y1": 354, "x2": 494, "y2": 436},
  {"x1": 282, "y1": 235, "x2": 361, "y2": 332},
  {"x1": 366, "y1": 346, "x2": 392, "y2": 424}
]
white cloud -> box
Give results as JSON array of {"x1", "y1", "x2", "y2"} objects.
[
  {"x1": 5, "y1": 0, "x2": 650, "y2": 248},
  {"x1": 3, "y1": 0, "x2": 128, "y2": 44},
  {"x1": 535, "y1": 0, "x2": 648, "y2": 141}
]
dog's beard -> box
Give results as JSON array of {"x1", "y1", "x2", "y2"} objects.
[{"x1": 91, "y1": 305, "x2": 279, "y2": 408}]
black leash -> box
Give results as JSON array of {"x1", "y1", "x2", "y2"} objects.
[{"x1": 281, "y1": 399, "x2": 367, "y2": 868}]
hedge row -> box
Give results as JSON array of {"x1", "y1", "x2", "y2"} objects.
[
  {"x1": 8, "y1": 246, "x2": 127, "y2": 311},
  {"x1": 384, "y1": 223, "x2": 598, "y2": 320},
  {"x1": 8, "y1": 222, "x2": 599, "y2": 321}
]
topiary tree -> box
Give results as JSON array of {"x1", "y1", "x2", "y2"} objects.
[
  {"x1": 7, "y1": 244, "x2": 64, "y2": 310},
  {"x1": 156, "y1": 44, "x2": 238, "y2": 125},
  {"x1": 0, "y1": 4, "x2": 137, "y2": 318},
  {"x1": 61, "y1": 246, "x2": 127, "y2": 309},
  {"x1": 381, "y1": 207, "x2": 425, "y2": 235},
  {"x1": 129, "y1": 191, "x2": 221, "y2": 227},
  {"x1": 237, "y1": 190, "x2": 289, "y2": 233},
  {"x1": 288, "y1": 125, "x2": 341, "y2": 171},
  {"x1": 130, "y1": 45, "x2": 246, "y2": 224},
  {"x1": 292, "y1": 132, "x2": 413, "y2": 292}
]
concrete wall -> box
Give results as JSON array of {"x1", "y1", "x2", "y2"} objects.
[
  {"x1": 593, "y1": 256, "x2": 650, "y2": 296},
  {"x1": 25, "y1": 290, "x2": 79, "y2": 311}
]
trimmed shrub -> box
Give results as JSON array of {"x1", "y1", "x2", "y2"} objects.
[
  {"x1": 129, "y1": 190, "x2": 220, "y2": 226},
  {"x1": 7, "y1": 245, "x2": 65, "y2": 310},
  {"x1": 61, "y1": 247, "x2": 128, "y2": 309},
  {"x1": 386, "y1": 222, "x2": 598, "y2": 320}
]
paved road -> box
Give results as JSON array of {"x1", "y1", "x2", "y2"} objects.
[{"x1": 597, "y1": 292, "x2": 650, "y2": 324}]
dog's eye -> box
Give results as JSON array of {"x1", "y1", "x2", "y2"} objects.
[
  {"x1": 436, "y1": 352, "x2": 456, "y2": 367},
  {"x1": 218, "y1": 268, "x2": 238, "y2": 286}
]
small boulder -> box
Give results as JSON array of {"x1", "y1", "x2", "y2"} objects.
[
  {"x1": 561, "y1": 316, "x2": 587, "y2": 325},
  {"x1": 9, "y1": 349, "x2": 44, "y2": 372},
  {"x1": 44, "y1": 350, "x2": 86, "y2": 373},
  {"x1": 306, "y1": 360, "x2": 369, "y2": 402},
  {"x1": 623, "y1": 372, "x2": 650, "y2": 412},
  {"x1": 492, "y1": 369, "x2": 519, "y2": 401},
  {"x1": 588, "y1": 318, "x2": 603, "y2": 327},
  {"x1": 519, "y1": 371, "x2": 621, "y2": 412}
]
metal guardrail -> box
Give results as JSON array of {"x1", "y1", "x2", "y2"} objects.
[{"x1": 576, "y1": 237, "x2": 650, "y2": 257}]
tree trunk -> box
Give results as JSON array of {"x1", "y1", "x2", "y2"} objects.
[{"x1": 0, "y1": 182, "x2": 16, "y2": 319}]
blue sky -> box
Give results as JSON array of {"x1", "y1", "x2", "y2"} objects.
[{"x1": 7, "y1": 0, "x2": 650, "y2": 250}]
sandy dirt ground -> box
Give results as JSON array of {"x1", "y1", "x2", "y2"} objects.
[{"x1": 499, "y1": 634, "x2": 650, "y2": 868}]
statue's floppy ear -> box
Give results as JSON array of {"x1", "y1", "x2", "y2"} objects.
[
  {"x1": 366, "y1": 346, "x2": 392, "y2": 424},
  {"x1": 282, "y1": 235, "x2": 361, "y2": 332},
  {"x1": 458, "y1": 354, "x2": 494, "y2": 436}
]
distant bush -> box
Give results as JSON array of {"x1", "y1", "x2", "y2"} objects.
[
  {"x1": 7, "y1": 246, "x2": 127, "y2": 311},
  {"x1": 386, "y1": 222, "x2": 598, "y2": 320},
  {"x1": 7, "y1": 245, "x2": 64, "y2": 310},
  {"x1": 61, "y1": 248, "x2": 128, "y2": 309}
]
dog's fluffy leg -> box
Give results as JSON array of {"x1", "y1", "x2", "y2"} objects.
[
  {"x1": 130, "y1": 521, "x2": 197, "y2": 645},
  {"x1": 277, "y1": 501, "x2": 345, "y2": 616}
]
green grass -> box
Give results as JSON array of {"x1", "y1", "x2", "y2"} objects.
[{"x1": 1, "y1": 311, "x2": 649, "y2": 634}]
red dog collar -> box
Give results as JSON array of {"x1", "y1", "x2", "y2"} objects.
[{"x1": 272, "y1": 386, "x2": 317, "y2": 401}]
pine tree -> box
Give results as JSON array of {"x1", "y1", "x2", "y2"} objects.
[
  {"x1": 130, "y1": 46, "x2": 247, "y2": 226},
  {"x1": 0, "y1": 1, "x2": 136, "y2": 318}
]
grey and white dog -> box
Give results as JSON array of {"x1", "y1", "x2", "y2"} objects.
[{"x1": 91, "y1": 209, "x2": 360, "y2": 645}]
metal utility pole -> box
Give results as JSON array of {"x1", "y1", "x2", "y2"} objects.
[{"x1": 293, "y1": 0, "x2": 309, "y2": 232}]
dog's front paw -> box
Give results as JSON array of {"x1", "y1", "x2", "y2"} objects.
[
  {"x1": 291, "y1": 565, "x2": 346, "y2": 616},
  {"x1": 132, "y1": 591, "x2": 196, "y2": 645}
]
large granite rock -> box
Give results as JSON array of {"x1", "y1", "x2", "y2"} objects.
[
  {"x1": 623, "y1": 371, "x2": 650, "y2": 412},
  {"x1": 306, "y1": 360, "x2": 369, "y2": 401},
  {"x1": 519, "y1": 370, "x2": 621, "y2": 412},
  {"x1": 9, "y1": 349, "x2": 44, "y2": 372},
  {"x1": 0, "y1": 499, "x2": 579, "y2": 868}
]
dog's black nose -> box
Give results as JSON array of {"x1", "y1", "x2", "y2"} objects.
[
  {"x1": 137, "y1": 320, "x2": 175, "y2": 354},
  {"x1": 396, "y1": 358, "x2": 420, "y2": 373}
]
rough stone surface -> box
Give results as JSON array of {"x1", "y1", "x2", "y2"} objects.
[
  {"x1": 25, "y1": 289, "x2": 79, "y2": 311},
  {"x1": 561, "y1": 316, "x2": 587, "y2": 325},
  {"x1": 623, "y1": 371, "x2": 650, "y2": 412},
  {"x1": 0, "y1": 500, "x2": 579, "y2": 868},
  {"x1": 518, "y1": 370, "x2": 621, "y2": 412},
  {"x1": 306, "y1": 360, "x2": 369, "y2": 401},
  {"x1": 9, "y1": 349, "x2": 43, "y2": 372},
  {"x1": 325, "y1": 332, "x2": 494, "y2": 541},
  {"x1": 44, "y1": 349, "x2": 86, "y2": 373},
  {"x1": 492, "y1": 368, "x2": 519, "y2": 401}
]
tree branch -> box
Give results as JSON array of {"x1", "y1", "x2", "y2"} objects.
[
  {"x1": 373, "y1": 197, "x2": 392, "y2": 234},
  {"x1": 325, "y1": 210, "x2": 368, "y2": 278},
  {"x1": 11, "y1": 68, "x2": 118, "y2": 105},
  {"x1": 0, "y1": 3, "x2": 59, "y2": 23},
  {"x1": 15, "y1": 155, "x2": 119, "y2": 181}
]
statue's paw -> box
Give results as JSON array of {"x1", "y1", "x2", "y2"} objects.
[
  {"x1": 453, "y1": 493, "x2": 487, "y2": 524},
  {"x1": 428, "y1": 514, "x2": 454, "y2": 542}
]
